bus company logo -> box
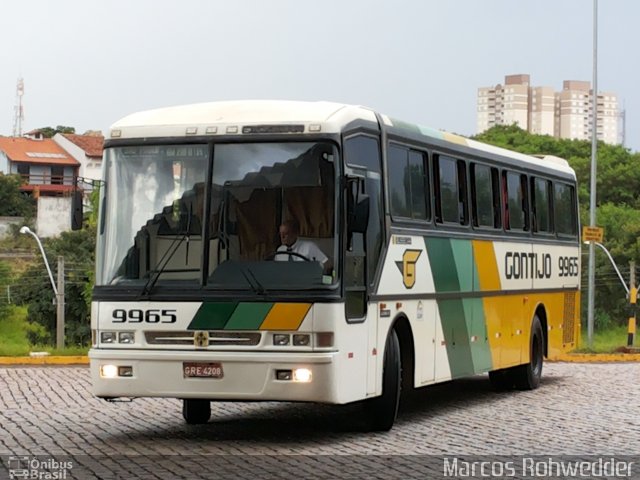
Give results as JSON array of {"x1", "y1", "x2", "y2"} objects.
[
  {"x1": 194, "y1": 331, "x2": 209, "y2": 348},
  {"x1": 395, "y1": 249, "x2": 422, "y2": 289}
]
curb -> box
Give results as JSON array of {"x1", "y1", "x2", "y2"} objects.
[
  {"x1": 0, "y1": 356, "x2": 89, "y2": 365},
  {"x1": 549, "y1": 353, "x2": 640, "y2": 363}
]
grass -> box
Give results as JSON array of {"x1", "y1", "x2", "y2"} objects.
[
  {"x1": 0, "y1": 306, "x2": 31, "y2": 356},
  {"x1": 574, "y1": 325, "x2": 636, "y2": 353},
  {"x1": 0, "y1": 306, "x2": 89, "y2": 356}
]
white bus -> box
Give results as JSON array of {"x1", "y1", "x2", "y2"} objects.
[{"x1": 88, "y1": 100, "x2": 580, "y2": 430}]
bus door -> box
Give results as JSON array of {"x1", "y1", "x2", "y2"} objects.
[{"x1": 343, "y1": 133, "x2": 384, "y2": 396}]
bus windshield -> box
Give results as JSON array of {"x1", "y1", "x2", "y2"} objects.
[{"x1": 97, "y1": 141, "x2": 338, "y2": 293}]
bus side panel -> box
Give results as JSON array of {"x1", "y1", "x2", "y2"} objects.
[{"x1": 375, "y1": 235, "x2": 579, "y2": 389}]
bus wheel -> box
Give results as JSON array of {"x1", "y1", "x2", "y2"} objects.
[
  {"x1": 363, "y1": 329, "x2": 401, "y2": 432},
  {"x1": 512, "y1": 315, "x2": 544, "y2": 390},
  {"x1": 488, "y1": 369, "x2": 514, "y2": 391},
  {"x1": 182, "y1": 399, "x2": 211, "y2": 424}
]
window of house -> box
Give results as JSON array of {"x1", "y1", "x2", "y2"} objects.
[
  {"x1": 51, "y1": 166, "x2": 64, "y2": 185},
  {"x1": 17, "y1": 164, "x2": 29, "y2": 178}
]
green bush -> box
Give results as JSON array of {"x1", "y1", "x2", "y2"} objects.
[{"x1": 24, "y1": 320, "x2": 50, "y2": 345}]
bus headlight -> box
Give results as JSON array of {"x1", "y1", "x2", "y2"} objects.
[
  {"x1": 273, "y1": 334, "x2": 290, "y2": 346},
  {"x1": 118, "y1": 332, "x2": 135, "y2": 344},
  {"x1": 293, "y1": 368, "x2": 312, "y2": 383},
  {"x1": 101, "y1": 332, "x2": 116, "y2": 344},
  {"x1": 292, "y1": 334, "x2": 310, "y2": 346},
  {"x1": 100, "y1": 365, "x2": 118, "y2": 378}
]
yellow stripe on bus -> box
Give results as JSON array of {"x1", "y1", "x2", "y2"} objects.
[
  {"x1": 472, "y1": 240, "x2": 501, "y2": 291},
  {"x1": 260, "y1": 303, "x2": 311, "y2": 331},
  {"x1": 442, "y1": 132, "x2": 468, "y2": 146}
]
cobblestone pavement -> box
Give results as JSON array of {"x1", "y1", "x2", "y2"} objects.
[{"x1": 0, "y1": 362, "x2": 638, "y2": 479}]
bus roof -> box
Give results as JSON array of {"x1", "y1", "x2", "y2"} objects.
[{"x1": 110, "y1": 100, "x2": 574, "y2": 176}]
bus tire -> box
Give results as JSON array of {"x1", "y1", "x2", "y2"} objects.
[
  {"x1": 363, "y1": 329, "x2": 401, "y2": 432},
  {"x1": 182, "y1": 399, "x2": 211, "y2": 424},
  {"x1": 513, "y1": 315, "x2": 544, "y2": 390}
]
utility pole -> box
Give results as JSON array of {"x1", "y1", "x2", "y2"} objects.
[
  {"x1": 629, "y1": 261, "x2": 636, "y2": 347},
  {"x1": 586, "y1": 0, "x2": 598, "y2": 349},
  {"x1": 56, "y1": 256, "x2": 65, "y2": 350}
]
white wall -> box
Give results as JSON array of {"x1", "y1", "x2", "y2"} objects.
[
  {"x1": 36, "y1": 197, "x2": 71, "y2": 238},
  {"x1": 0, "y1": 152, "x2": 8, "y2": 173},
  {"x1": 53, "y1": 133, "x2": 102, "y2": 181}
]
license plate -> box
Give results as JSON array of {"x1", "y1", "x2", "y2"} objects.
[{"x1": 183, "y1": 362, "x2": 223, "y2": 378}]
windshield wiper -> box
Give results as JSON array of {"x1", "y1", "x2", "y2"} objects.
[
  {"x1": 238, "y1": 265, "x2": 267, "y2": 295},
  {"x1": 139, "y1": 232, "x2": 190, "y2": 298}
]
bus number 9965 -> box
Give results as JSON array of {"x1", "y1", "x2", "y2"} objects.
[
  {"x1": 558, "y1": 256, "x2": 579, "y2": 277},
  {"x1": 112, "y1": 309, "x2": 177, "y2": 323}
]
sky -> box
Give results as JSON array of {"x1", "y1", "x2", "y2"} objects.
[{"x1": 1, "y1": 0, "x2": 638, "y2": 151}]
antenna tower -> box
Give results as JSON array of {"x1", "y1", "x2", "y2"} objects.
[{"x1": 12, "y1": 77, "x2": 24, "y2": 137}]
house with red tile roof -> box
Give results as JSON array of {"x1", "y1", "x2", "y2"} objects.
[
  {"x1": 53, "y1": 132, "x2": 103, "y2": 182},
  {"x1": 0, "y1": 135, "x2": 80, "y2": 196}
]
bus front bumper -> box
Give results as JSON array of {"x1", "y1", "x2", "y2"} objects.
[{"x1": 89, "y1": 348, "x2": 341, "y2": 404}]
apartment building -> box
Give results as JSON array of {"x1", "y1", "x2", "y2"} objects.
[{"x1": 478, "y1": 74, "x2": 620, "y2": 144}]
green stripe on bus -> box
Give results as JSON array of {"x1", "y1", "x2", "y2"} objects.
[
  {"x1": 425, "y1": 237, "x2": 460, "y2": 292},
  {"x1": 451, "y1": 239, "x2": 473, "y2": 292},
  {"x1": 188, "y1": 302, "x2": 238, "y2": 330},
  {"x1": 464, "y1": 298, "x2": 493, "y2": 373},
  {"x1": 438, "y1": 299, "x2": 474, "y2": 377},
  {"x1": 225, "y1": 303, "x2": 273, "y2": 330},
  {"x1": 427, "y1": 237, "x2": 491, "y2": 376}
]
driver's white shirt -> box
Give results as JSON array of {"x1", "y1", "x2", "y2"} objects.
[{"x1": 275, "y1": 239, "x2": 328, "y2": 264}]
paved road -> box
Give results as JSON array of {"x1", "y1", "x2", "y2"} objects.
[{"x1": 0, "y1": 362, "x2": 638, "y2": 479}]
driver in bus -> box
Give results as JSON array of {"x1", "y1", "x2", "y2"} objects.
[{"x1": 275, "y1": 218, "x2": 331, "y2": 273}]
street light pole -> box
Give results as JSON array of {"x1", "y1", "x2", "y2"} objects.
[
  {"x1": 586, "y1": 0, "x2": 599, "y2": 349},
  {"x1": 19, "y1": 226, "x2": 65, "y2": 349},
  {"x1": 591, "y1": 242, "x2": 628, "y2": 295}
]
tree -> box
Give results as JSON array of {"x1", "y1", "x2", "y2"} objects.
[
  {"x1": 0, "y1": 174, "x2": 36, "y2": 217},
  {"x1": 13, "y1": 227, "x2": 95, "y2": 346},
  {"x1": 34, "y1": 126, "x2": 76, "y2": 138}
]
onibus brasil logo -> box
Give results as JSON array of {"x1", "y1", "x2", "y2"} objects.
[{"x1": 7, "y1": 456, "x2": 73, "y2": 479}]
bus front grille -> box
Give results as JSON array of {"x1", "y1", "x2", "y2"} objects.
[{"x1": 145, "y1": 331, "x2": 262, "y2": 346}]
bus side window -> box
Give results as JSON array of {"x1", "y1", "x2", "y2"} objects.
[
  {"x1": 471, "y1": 163, "x2": 500, "y2": 229},
  {"x1": 554, "y1": 182, "x2": 578, "y2": 237},
  {"x1": 520, "y1": 174, "x2": 530, "y2": 231},
  {"x1": 531, "y1": 177, "x2": 552, "y2": 234},
  {"x1": 502, "y1": 171, "x2": 509, "y2": 230},
  {"x1": 503, "y1": 171, "x2": 528, "y2": 232},
  {"x1": 434, "y1": 155, "x2": 467, "y2": 225},
  {"x1": 457, "y1": 159, "x2": 469, "y2": 225}
]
